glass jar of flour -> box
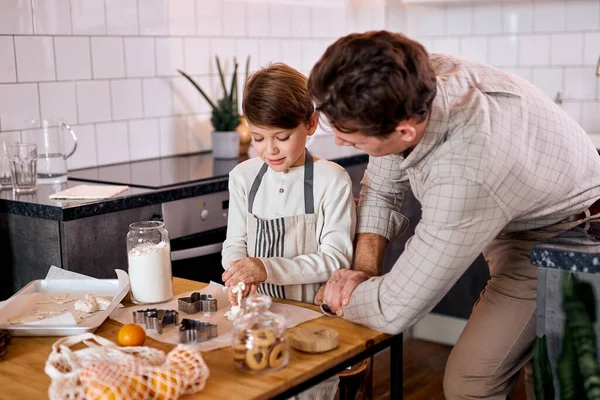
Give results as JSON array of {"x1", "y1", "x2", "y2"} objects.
[{"x1": 126, "y1": 221, "x2": 174, "y2": 304}]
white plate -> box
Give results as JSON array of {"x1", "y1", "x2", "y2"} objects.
[{"x1": 0, "y1": 270, "x2": 129, "y2": 336}]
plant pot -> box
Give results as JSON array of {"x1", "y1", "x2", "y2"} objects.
[
  {"x1": 237, "y1": 116, "x2": 252, "y2": 156},
  {"x1": 212, "y1": 131, "x2": 240, "y2": 159}
]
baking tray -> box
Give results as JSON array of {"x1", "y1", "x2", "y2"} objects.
[{"x1": 0, "y1": 269, "x2": 129, "y2": 336}]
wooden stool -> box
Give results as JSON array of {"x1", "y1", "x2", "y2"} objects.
[{"x1": 337, "y1": 356, "x2": 373, "y2": 400}]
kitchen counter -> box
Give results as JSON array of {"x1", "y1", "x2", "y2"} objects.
[{"x1": 0, "y1": 134, "x2": 367, "y2": 222}]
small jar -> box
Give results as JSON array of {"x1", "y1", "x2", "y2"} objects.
[
  {"x1": 232, "y1": 294, "x2": 288, "y2": 373},
  {"x1": 126, "y1": 221, "x2": 174, "y2": 304}
]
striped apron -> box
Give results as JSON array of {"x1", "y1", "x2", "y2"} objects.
[{"x1": 246, "y1": 149, "x2": 321, "y2": 303}]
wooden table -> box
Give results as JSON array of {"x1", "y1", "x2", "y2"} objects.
[{"x1": 0, "y1": 278, "x2": 403, "y2": 400}]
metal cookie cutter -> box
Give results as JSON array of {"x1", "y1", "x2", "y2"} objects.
[
  {"x1": 179, "y1": 318, "x2": 218, "y2": 344},
  {"x1": 178, "y1": 292, "x2": 218, "y2": 314},
  {"x1": 133, "y1": 309, "x2": 179, "y2": 334}
]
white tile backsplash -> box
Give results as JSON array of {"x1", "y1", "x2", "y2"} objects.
[
  {"x1": 105, "y1": 0, "x2": 138, "y2": 35},
  {"x1": 247, "y1": 2, "x2": 270, "y2": 37},
  {"x1": 564, "y1": 67, "x2": 598, "y2": 101},
  {"x1": 269, "y1": 4, "x2": 293, "y2": 38},
  {"x1": 0, "y1": 37, "x2": 16, "y2": 83},
  {"x1": 0, "y1": 83, "x2": 39, "y2": 130},
  {"x1": 143, "y1": 78, "x2": 173, "y2": 118},
  {"x1": 138, "y1": 0, "x2": 169, "y2": 36},
  {"x1": 39, "y1": 82, "x2": 77, "y2": 122},
  {"x1": 33, "y1": 0, "x2": 72, "y2": 35},
  {"x1": 124, "y1": 38, "x2": 156, "y2": 78},
  {"x1": 196, "y1": 0, "x2": 222, "y2": 36},
  {"x1": 446, "y1": 6, "x2": 473, "y2": 36},
  {"x1": 257, "y1": 39, "x2": 281, "y2": 67},
  {"x1": 583, "y1": 33, "x2": 600, "y2": 66},
  {"x1": 67, "y1": 124, "x2": 97, "y2": 170},
  {"x1": 76, "y1": 81, "x2": 111, "y2": 123},
  {"x1": 91, "y1": 37, "x2": 125, "y2": 79},
  {"x1": 0, "y1": 0, "x2": 33, "y2": 35},
  {"x1": 534, "y1": 2, "x2": 566, "y2": 33},
  {"x1": 187, "y1": 114, "x2": 212, "y2": 153},
  {"x1": 71, "y1": 0, "x2": 106, "y2": 35},
  {"x1": 291, "y1": 5, "x2": 311, "y2": 38},
  {"x1": 566, "y1": 1, "x2": 600, "y2": 32},
  {"x1": 311, "y1": 7, "x2": 333, "y2": 38},
  {"x1": 473, "y1": 5, "x2": 503, "y2": 35},
  {"x1": 2, "y1": 0, "x2": 599, "y2": 168},
  {"x1": 531, "y1": 68, "x2": 563, "y2": 99},
  {"x1": 172, "y1": 76, "x2": 202, "y2": 115},
  {"x1": 432, "y1": 38, "x2": 460, "y2": 56},
  {"x1": 550, "y1": 34, "x2": 583, "y2": 66},
  {"x1": 159, "y1": 116, "x2": 189, "y2": 156},
  {"x1": 222, "y1": 0, "x2": 246, "y2": 37},
  {"x1": 128, "y1": 119, "x2": 161, "y2": 161},
  {"x1": 460, "y1": 37, "x2": 488, "y2": 64},
  {"x1": 168, "y1": 0, "x2": 196, "y2": 36},
  {"x1": 518, "y1": 35, "x2": 550, "y2": 66},
  {"x1": 582, "y1": 102, "x2": 600, "y2": 133},
  {"x1": 14, "y1": 36, "x2": 55, "y2": 82},
  {"x1": 96, "y1": 122, "x2": 129, "y2": 165},
  {"x1": 110, "y1": 79, "x2": 143, "y2": 120},
  {"x1": 55, "y1": 37, "x2": 91, "y2": 81},
  {"x1": 503, "y1": 3, "x2": 533, "y2": 34},
  {"x1": 156, "y1": 38, "x2": 184, "y2": 77},
  {"x1": 184, "y1": 38, "x2": 211, "y2": 75},
  {"x1": 489, "y1": 36, "x2": 518, "y2": 67}
]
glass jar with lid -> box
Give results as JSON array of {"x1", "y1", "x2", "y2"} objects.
[
  {"x1": 231, "y1": 294, "x2": 289, "y2": 373},
  {"x1": 126, "y1": 221, "x2": 174, "y2": 304}
]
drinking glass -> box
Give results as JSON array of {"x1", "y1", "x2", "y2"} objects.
[
  {"x1": 7, "y1": 143, "x2": 37, "y2": 193},
  {"x1": 0, "y1": 141, "x2": 12, "y2": 190}
]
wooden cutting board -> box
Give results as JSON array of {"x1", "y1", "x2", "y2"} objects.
[{"x1": 289, "y1": 327, "x2": 339, "y2": 353}]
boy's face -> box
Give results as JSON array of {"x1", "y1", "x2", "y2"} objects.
[{"x1": 249, "y1": 114, "x2": 318, "y2": 172}]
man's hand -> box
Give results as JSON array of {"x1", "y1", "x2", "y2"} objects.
[
  {"x1": 323, "y1": 269, "x2": 370, "y2": 316},
  {"x1": 222, "y1": 258, "x2": 267, "y2": 287},
  {"x1": 313, "y1": 284, "x2": 326, "y2": 305}
]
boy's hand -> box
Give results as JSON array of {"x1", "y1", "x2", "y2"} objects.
[
  {"x1": 228, "y1": 283, "x2": 258, "y2": 305},
  {"x1": 222, "y1": 258, "x2": 267, "y2": 287}
]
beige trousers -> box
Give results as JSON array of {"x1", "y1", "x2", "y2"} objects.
[{"x1": 443, "y1": 212, "x2": 597, "y2": 400}]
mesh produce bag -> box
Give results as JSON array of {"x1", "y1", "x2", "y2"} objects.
[{"x1": 44, "y1": 333, "x2": 209, "y2": 400}]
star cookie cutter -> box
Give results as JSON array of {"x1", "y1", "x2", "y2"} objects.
[
  {"x1": 178, "y1": 292, "x2": 218, "y2": 314},
  {"x1": 179, "y1": 318, "x2": 218, "y2": 344},
  {"x1": 132, "y1": 308, "x2": 179, "y2": 334}
]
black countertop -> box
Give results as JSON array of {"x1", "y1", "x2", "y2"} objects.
[
  {"x1": 0, "y1": 135, "x2": 368, "y2": 221},
  {"x1": 531, "y1": 227, "x2": 600, "y2": 274}
]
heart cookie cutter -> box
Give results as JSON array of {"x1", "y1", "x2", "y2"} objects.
[
  {"x1": 132, "y1": 308, "x2": 179, "y2": 334},
  {"x1": 179, "y1": 318, "x2": 218, "y2": 344},
  {"x1": 178, "y1": 292, "x2": 218, "y2": 314}
]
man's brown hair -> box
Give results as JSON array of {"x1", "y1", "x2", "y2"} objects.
[
  {"x1": 308, "y1": 31, "x2": 437, "y2": 137},
  {"x1": 243, "y1": 63, "x2": 314, "y2": 129}
]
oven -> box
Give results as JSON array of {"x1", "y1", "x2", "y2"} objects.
[{"x1": 161, "y1": 190, "x2": 230, "y2": 285}]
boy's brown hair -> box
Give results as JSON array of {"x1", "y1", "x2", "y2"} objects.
[
  {"x1": 243, "y1": 63, "x2": 314, "y2": 129},
  {"x1": 308, "y1": 31, "x2": 437, "y2": 137}
]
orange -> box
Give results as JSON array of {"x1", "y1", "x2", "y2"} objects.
[
  {"x1": 117, "y1": 323, "x2": 147, "y2": 347},
  {"x1": 148, "y1": 369, "x2": 181, "y2": 400}
]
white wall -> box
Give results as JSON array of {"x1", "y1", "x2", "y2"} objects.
[
  {"x1": 387, "y1": 0, "x2": 600, "y2": 142},
  {"x1": 0, "y1": 0, "x2": 386, "y2": 170}
]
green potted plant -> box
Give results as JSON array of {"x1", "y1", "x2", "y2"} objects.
[{"x1": 178, "y1": 57, "x2": 242, "y2": 159}]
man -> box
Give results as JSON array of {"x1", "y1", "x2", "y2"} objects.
[{"x1": 309, "y1": 31, "x2": 600, "y2": 399}]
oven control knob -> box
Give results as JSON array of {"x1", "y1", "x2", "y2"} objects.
[{"x1": 200, "y1": 209, "x2": 209, "y2": 221}]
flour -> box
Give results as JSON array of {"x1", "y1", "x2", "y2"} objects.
[{"x1": 128, "y1": 242, "x2": 173, "y2": 304}]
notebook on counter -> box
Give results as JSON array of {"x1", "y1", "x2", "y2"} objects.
[{"x1": 49, "y1": 184, "x2": 129, "y2": 200}]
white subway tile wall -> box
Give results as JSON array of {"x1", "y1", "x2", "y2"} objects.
[
  {"x1": 396, "y1": 0, "x2": 600, "y2": 136},
  {"x1": 2, "y1": 0, "x2": 599, "y2": 171}
]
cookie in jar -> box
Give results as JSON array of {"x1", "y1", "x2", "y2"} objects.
[{"x1": 231, "y1": 294, "x2": 288, "y2": 373}]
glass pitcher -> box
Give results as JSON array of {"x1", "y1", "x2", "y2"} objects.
[{"x1": 23, "y1": 119, "x2": 77, "y2": 183}]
